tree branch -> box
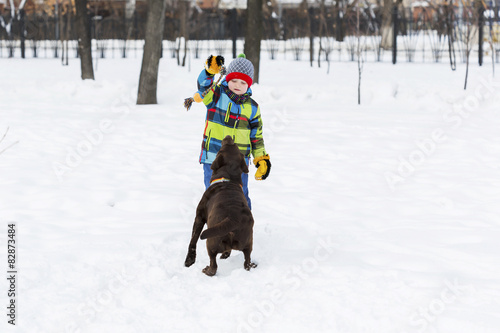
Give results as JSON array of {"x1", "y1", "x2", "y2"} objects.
[{"x1": 0, "y1": 127, "x2": 19, "y2": 155}]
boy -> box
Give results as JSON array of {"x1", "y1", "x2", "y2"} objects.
[{"x1": 191, "y1": 54, "x2": 271, "y2": 210}]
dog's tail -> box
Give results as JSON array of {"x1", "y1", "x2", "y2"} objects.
[{"x1": 200, "y1": 217, "x2": 237, "y2": 239}]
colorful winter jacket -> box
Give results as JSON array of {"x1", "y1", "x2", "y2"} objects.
[{"x1": 196, "y1": 69, "x2": 267, "y2": 165}]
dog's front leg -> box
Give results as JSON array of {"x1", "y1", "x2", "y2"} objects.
[{"x1": 184, "y1": 215, "x2": 205, "y2": 267}]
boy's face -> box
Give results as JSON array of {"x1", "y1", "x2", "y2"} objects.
[{"x1": 228, "y1": 78, "x2": 249, "y2": 95}]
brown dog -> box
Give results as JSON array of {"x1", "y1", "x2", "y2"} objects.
[{"x1": 184, "y1": 135, "x2": 257, "y2": 276}]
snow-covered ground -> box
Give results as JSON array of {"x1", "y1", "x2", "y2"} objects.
[{"x1": 1, "y1": 55, "x2": 500, "y2": 333}]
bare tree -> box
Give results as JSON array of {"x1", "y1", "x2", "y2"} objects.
[
  {"x1": 486, "y1": 5, "x2": 495, "y2": 76},
  {"x1": 318, "y1": 0, "x2": 335, "y2": 73},
  {"x1": 75, "y1": 0, "x2": 94, "y2": 80},
  {"x1": 444, "y1": 1, "x2": 457, "y2": 70},
  {"x1": 2, "y1": 0, "x2": 29, "y2": 57},
  {"x1": 61, "y1": 2, "x2": 72, "y2": 66},
  {"x1": 176, "y1": 0, "x2": 190, "y2": 67},
  {"x1": 263, "y1": 1, "x2": 281, "y2": 60},
  {"x1": 244, "y1": 0, "x2": 263, "y2": 84},
  {"x1": 462, "y1": 0, "x2": 481, "y2": 90},
  {"x1": 317, "y1": 0, "x2": 327, "y2": 68},
  {"x1": 0, "y1": 128, "x2": 19, "y2": 156},
  {"x1": 380, "y1": 0, "x2": 394, "y2": 49},
  {"x1": 356, "y1": 0, "x2": 364, "y2": 105},
  {"x1": 137, "y1": 0, "x2": 167, "y2": 105},
  {"x1": 306, "y1": 2, "x2": 314, "y2": 67}
]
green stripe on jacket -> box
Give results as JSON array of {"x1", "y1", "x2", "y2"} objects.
[{"x1": 200, "y1": 83, "x2": 266, "y2": 164}]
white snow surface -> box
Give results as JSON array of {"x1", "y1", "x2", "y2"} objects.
[{"x1": 1, "y1": 56, "x2": 500, "y2": 333}]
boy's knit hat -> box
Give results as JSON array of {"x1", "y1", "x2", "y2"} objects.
[{"x1": 225, "y1": 54, "x2": 254, "y2": 87}]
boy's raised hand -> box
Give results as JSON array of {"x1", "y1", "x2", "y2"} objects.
[
  {"x1": 205, "y1": 55, "x2": 225, "y2": 75},
  {"x1": 254, "y1": 155, "x2": 271, "y2": 180}
]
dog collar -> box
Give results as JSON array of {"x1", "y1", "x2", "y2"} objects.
[
  {"x1": 210, "y1": 177, "x2": 243, "y2": 189},
  {"x1": 210, "y1": 177, "x2": 230, "y2": 186}
]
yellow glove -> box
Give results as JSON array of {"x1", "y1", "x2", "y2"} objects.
[
  {"x1": 193, "y1": 92, "x2": 203, "y2": 103},
  {"x1": 205, "y1": 55, "x2": 225, "y2": 75},
  {"x1": 253, "y1": 155, "x2": 271, "y2": 180}
]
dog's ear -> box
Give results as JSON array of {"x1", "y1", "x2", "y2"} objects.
[
  {"x1": 211, "y1": 154, "x2": 224, "y2": 171},
  {"x1": 241, "y1": 155, "x2": 249, "y2": 174}
]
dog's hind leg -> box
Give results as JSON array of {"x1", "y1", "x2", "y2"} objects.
[
  {"x1": 202, "y1": 248, "x2": 218, "y2": 276},
  {"x1": 184, "y1": 215, "x2": 205, "y2": 267},
  {"x1": 243, "y1": 248, "x2": 257, "y2": 271},
  {"x1": 220, "y1": 237, "x2": 233, "y2": 259}
]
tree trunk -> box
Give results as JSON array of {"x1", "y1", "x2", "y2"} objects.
[
  {"x1": 335, "y1": 0, "x2": 344, "y2": 42},
  {"x1": 244, "y1": 0, "x2": 262, "y2": 84},
  {"x1": 463, "y1": 1, "x2": 480, "y2": 90},
  {"x1": 478, "y1": 4, "x2": 484, "y2": 66},
  {"x1": 308, "y1": 7, "x2": 314, "y2": 67},
  {"x1": 464, "y1": 50, "x2": 470, "y2": 90},
  {"x1": 20, "y1": 9, "x2": 26, "y2": 58},
  {"x1": 75, "y1": 0, "x2": 94, "y2": 80},
  {"x1": 381, "y1": 0, "x2": 393, "y2": 49},
  {"x1": 125, "y1": 0, "x2": 137, "y2": 19},
  {"x1": 231, "y1": 8, "x2": 238, "y2": 58},
  {"x1": 392, "y1": 4, "x2": 398, "y2": 64},
  {"x1": 137, "y1": 0, "x2": 167, "y2": 105},
  {"x1": 63, "y1": 2, "x2": 72, "y2": 66},
  {"x1": 357, "y1": 1, "x2": 363, "y2": 105},
  {"x1": 317, "y1": 2, "x2": 325, "y2": 68},
  {"x1": 178, "y1": 1, "x2": 189, "y2": 67}
]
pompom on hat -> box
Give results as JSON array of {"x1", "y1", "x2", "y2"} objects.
[{"x1": 225, "y1": 53, "x2": 254, "y2": 87}]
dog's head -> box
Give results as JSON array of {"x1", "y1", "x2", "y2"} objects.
[{"x1": 211, "y1": 136, "x2": 249, "y2": 181}]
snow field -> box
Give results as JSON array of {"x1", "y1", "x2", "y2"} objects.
[{"x1": 1, "y1": 56, "x2": 500, "y2": 332}]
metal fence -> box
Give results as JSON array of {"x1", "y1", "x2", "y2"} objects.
[{"x1": 1, "y1": 5, "x2": 499, "y2": 64}]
